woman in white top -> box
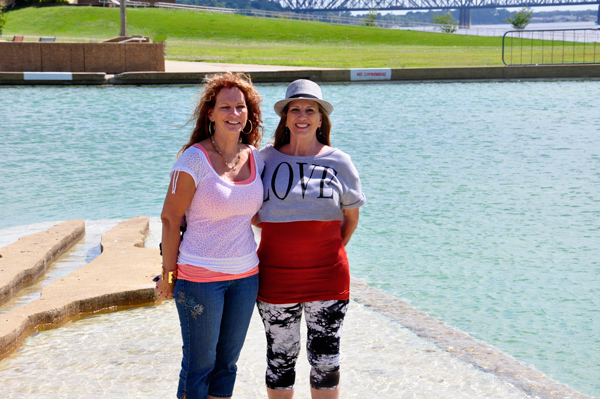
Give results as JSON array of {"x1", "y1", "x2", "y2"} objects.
[{"x1": 155, "y1": 73, "x2": 264, "y2": 399}]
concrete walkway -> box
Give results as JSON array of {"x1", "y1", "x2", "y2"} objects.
[
  {"x1": 0, "y1": 217, "x2": 160, "y2": 359},
  {"x1": 165, "y1": 60, "x2": 329, "y2": 73},
  {"x1": 0, "y1": 220, "x2": 84, "y2": 304}
]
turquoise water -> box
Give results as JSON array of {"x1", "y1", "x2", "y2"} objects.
[{"x1": 1, "y1": 81, "x2": 599, "y2": 396}]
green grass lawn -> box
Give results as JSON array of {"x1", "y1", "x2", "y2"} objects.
[
  {"x1": 165, "y1": 41, "x2": 504, "y2": 67},
  {"x1": 0, "y1": 6, "x2": 513, "y2": 67}
]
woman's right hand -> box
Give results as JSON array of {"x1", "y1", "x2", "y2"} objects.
[{"x1": 155, "y1": 275, "x2": 175, "y2": 299}]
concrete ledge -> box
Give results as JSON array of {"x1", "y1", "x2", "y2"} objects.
[
  {"x1": 0, "y1": 217, "x2": 161, "y2": 360},
  {"x1": 0, "y1": 72, "x2": 26, "y2": 83},
  {"x1": 350, "y1": 281, "x2": 594, "y2": 399},
  {"x1": 109, "y1": 69, "x2": 351, "y2": 84},
  {"x1": 108, "y1": 64, "x2": 600, "y2": 85},
  {"x1": 0, "y1": 72, "x2": 107, "y2": 85},
  {"x1": 0, "y1": 220, "x2": 85, "y2": 304},
  {"x1": 390, "y1": 64, "x2": 600, "y2": 81},
  {"x1": 71, "y1": 72, "x2": 107, "y2": 84},
  {"x1": 110, "y1": 71, "x2": 211, "y2": 85},
  {"x1": 3, "y1": 64, "x2": 600, "y2": 85}
]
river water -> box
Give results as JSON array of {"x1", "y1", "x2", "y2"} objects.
[
  {"x1": 457, "y1": 21, "x2": 600, "y2": 37},
  {"x1": 0, "y1": 81, "x2": 599, "y2": 397}
]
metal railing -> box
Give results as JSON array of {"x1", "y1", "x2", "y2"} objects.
[
  {"x1": 126, "y1": 1, "x2": 150, "y2": 8},
  {"x1": 98, "y1": 0, "x2": 119, "y2": 6},
  {"x1": 502, "y1": 28, "x2": 600, "y2": 66},
  {"x1": 100, "y1": 0, "x2": 151, "y2": 8},
  {"x1": 154, "y1": 3, "x2": 235, "y2": 13}
]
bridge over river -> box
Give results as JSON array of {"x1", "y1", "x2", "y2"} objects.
[{"x1": 277, "y1": 0, "x2": 600, "y2": 28}]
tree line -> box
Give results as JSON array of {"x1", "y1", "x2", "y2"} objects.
[{"x1": 354, "y1": 8, "x2": 597, "y2": 25}]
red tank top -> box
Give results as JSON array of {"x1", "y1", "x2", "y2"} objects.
[{"x1": 257, "y1": 220, "x2": 350, "y2": 304}]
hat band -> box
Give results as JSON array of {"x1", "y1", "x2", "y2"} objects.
[{"x1": 289, "y1": 93, "x2": 319, "y2": 100}]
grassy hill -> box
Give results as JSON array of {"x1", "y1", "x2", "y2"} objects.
[{"x1": 1, "y1": 6, "x2": 505, "y2": 67}]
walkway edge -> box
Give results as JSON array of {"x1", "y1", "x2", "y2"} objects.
[
  {"x1": 0, "y1": 220, "x2": 85, "y2": 304},
  {"x1": 0, "y1": 217, "x2": 161, "y2": 360},
  {"x1": 350, "y1": 280, "x2": 594, "y2": 399},
  {"x1": 0, "y1": 72, "x2": 107, "y2": 85},
  {"x1": 2, "y1": 65, "x2": 600, "y2": 85},
  {"x1": 110, "y1": 64, "x2": 600, "y2": 84}
]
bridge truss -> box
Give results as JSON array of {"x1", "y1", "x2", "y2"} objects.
[
  {"x1": 278, "y1": 0, "x2": 600, "y2": 12},
  {"x1": 277, "y1": 0, "x2": 600, "y2": 28}
]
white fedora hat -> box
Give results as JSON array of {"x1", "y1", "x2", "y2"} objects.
[{"x1": 274, "y1": 79, "x2": 334, "y2": 117}]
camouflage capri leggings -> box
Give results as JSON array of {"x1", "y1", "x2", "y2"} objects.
[{"x1": 256, "y1": 299, "x2": 349, "y2": 391}]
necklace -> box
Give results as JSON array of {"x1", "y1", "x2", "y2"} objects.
[{"x1": 210, "y1": 136, "x2": 242, "y2": 171}]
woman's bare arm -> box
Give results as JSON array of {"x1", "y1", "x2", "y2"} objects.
[
  {"x1": 156, "y1": 172, "x2": 196, "y2": 299},
  {"x1": 340, "y1": 208, "x2": 359, "y2": 247}
]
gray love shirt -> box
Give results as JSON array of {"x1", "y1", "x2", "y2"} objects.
[{"x1": 258, "y1": 144, "x2": 366, "y2": 223}]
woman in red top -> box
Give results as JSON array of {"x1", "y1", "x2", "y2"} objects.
[{"x1": 255, "y1": 80, "x2": 366, "y2": 399}]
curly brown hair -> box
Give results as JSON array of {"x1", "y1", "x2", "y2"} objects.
[
  {"x1": 180, "y1": 73, "x2": 263, "y2": 154},
  {"x1": 272, "y1": 102, "x2": 331, "y2": 149}
]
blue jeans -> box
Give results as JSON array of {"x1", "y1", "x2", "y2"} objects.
[{"x1": 174, "y1": 274, "x2": 258, "y2": 399}]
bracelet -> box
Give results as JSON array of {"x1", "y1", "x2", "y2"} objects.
[{"x1": 163, "y1": 270, "x2": 177, "y2": 284}]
